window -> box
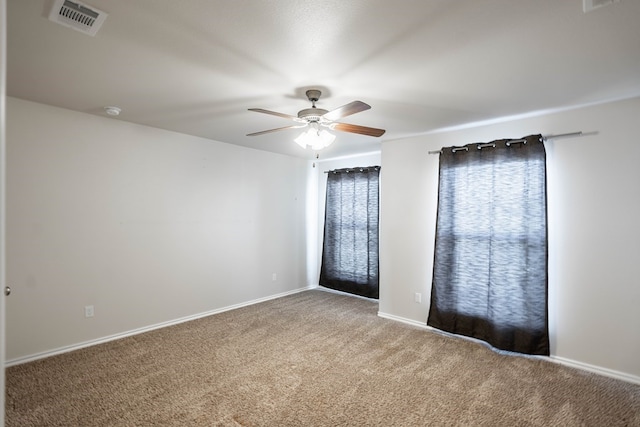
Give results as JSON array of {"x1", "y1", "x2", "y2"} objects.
[
  {"x1": 427, "y1": 135, "x2": 549, "y2": 355},
  {"x1": 319, "y1": 167, "x2": 380, "y2": 299}
]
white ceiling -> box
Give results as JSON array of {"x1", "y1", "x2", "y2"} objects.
[{"x1": 7, "y1": 0, "x2": 640, "y2": 159}]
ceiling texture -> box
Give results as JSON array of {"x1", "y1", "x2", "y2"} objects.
[{"x1": 7, "y1": 0, "x2": 640, "y2": 159}]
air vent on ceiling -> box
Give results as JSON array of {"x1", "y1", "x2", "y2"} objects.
[
  {"x1": 48, "y1": 0, "x2": 108, "y2": 36},
  {"x1": 583, "y1": 0, "x2": 621, "y2": 13}
]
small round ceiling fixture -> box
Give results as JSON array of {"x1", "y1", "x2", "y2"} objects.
[{"x1": 104, "y1": 106, "x2": 122, "y2": 116}]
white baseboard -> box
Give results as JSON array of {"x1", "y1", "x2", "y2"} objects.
[
  {"x1": 377, "y1": 311, "x2": 640, "y2": 385},
  {"x1": 6, "y1": 286, "x2": 314, "y2": 367},
  {"x1": 377, "y1": 311, "x2": 429, "y2": 329},
  {"x1": 549, "y1": 355, "x2": 640, "y2": 385}
]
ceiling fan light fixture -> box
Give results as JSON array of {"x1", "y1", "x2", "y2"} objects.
[{"x1": 294, "y1": 126, "x2": 336, "y2": 150}]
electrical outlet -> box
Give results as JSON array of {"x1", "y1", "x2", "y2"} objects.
[
  {"x1": 85, "y1": 305, "x2": 94, "y2": 318},
  {"x1": 272, "y1": 273, "x2": 277, "y2": 281},
  {"x1": 414, "y1": 293, "x2": 422, "y2": 303}
]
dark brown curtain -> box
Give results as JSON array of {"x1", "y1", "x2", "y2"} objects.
[
  {"x1": 319, "y1": 167, "x2": 380, "y2": 299},
  {"x1": 427, "y1": 135, "x2": 549, "y2": 355}
]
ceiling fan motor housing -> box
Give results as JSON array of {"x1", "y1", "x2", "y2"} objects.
[
  {"x1": 298, "y1": 89, "x2": 326, "y2": 121},
  {"x1": 298, "y1": 108, "x2": 328, "y2": 122}
]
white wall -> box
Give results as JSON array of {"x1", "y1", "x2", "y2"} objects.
[
  {"x1": 7, "y1": 94, "x2": 640, "y2": 382},
  {"x1": 379, "y1": 96, "x2": 640, "y2": 380},
  {"x1": 6, "y1": 97, "x2": 309, "y2": 362}
]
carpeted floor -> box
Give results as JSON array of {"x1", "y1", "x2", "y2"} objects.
[{"x1": 6, "y1": 289, "x2": 640, "y2": 426}]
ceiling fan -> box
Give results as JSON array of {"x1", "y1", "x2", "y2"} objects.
[{"x1": 246, "y1": 90, "x2": 386, "y2": 147}]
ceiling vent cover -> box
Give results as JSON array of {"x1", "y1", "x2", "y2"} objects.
[{"x1": 48, "y1": 0, "x2": 108, "y2": 36}]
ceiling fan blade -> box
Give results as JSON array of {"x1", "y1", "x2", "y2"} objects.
[
  {"x1": 322, "y1": 101, "x2": 371, "y2": 121},
  {"x1": 246, "y1": 124, "x2": 306, "y2": 137},
  {"x1": 331, "y1": 122, "x2": 386, "y2": 137},
  {"x1": 248, "y1": 108, "x2": 299, "y2": 121}
]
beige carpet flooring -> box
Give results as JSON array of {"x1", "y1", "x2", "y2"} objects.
[{"x1": 6, "y1": 289, "x2": 640, "y2": 426}]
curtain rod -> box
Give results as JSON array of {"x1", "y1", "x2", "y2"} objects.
[
  {"x1": 323, "y1": 167, "x2": 380, "y2": 174},
  {"x1": 427, "y1": 131, "x2": 583, "y2": 155}
]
